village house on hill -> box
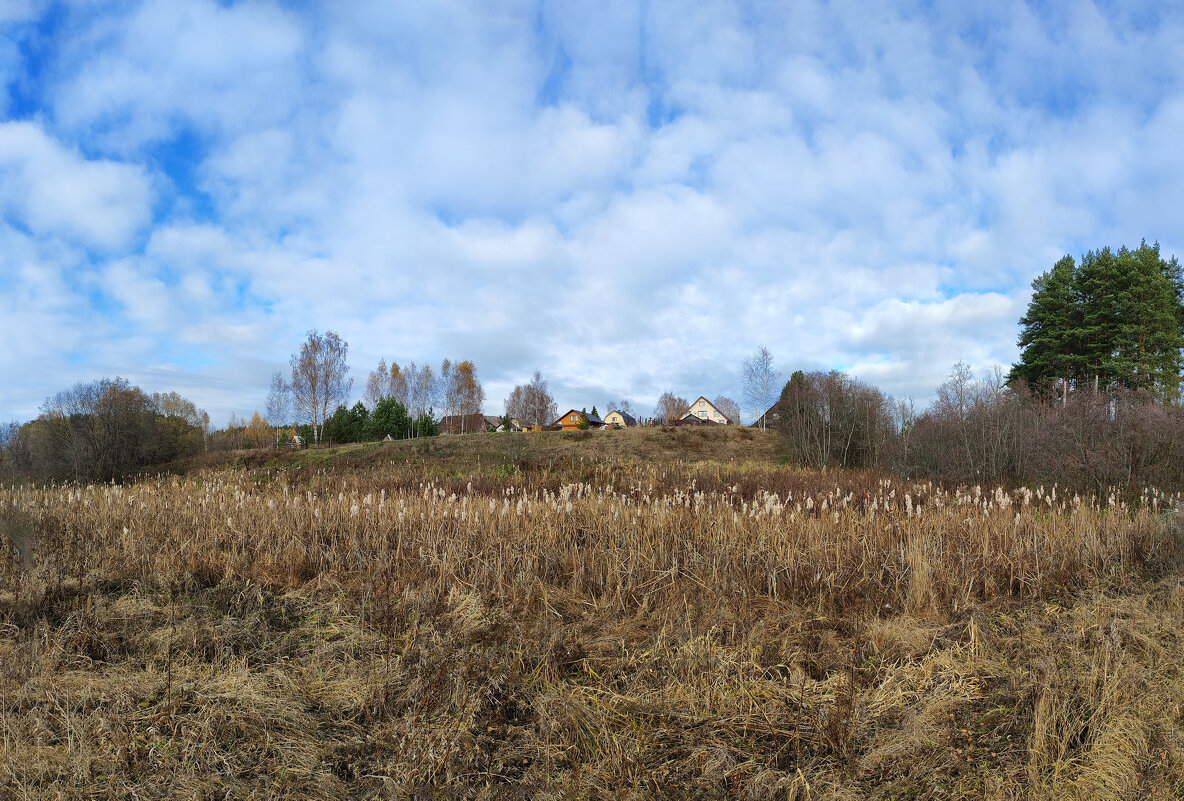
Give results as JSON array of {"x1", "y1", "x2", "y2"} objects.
[
  {"x1": 754, "y1": 401, "x2": 783, "y2": 429},
  {"x1": 673, "y1": 414, "x2": 718, "y2": 426},
  {"x1": 680, "y1": 396, "x2": 734, "y2": 425},
  {"x1": 603, "y1": 409, "x2": 637, "y2": 427},
  {"x1": 554, "y1": 409, "x2": 605, "y2": 431}
]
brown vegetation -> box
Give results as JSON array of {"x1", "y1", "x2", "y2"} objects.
[{"x1": 2, "y1": 434, "x2": 1183, "y2": 798}]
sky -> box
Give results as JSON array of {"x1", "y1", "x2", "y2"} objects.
[{"x1": 2, "y1": 1, "x2": 1183, "y2": 426}]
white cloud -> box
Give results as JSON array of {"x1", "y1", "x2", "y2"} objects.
[
  {"x1": 3, "y1": 1, "x2": 1184, "y2": 425},
  {"x1": 51, "y1": 0, "x2": 305, "y2": 150},
  {"x1": 0, "y1": 122, "x2": 152, "y2": 250}
]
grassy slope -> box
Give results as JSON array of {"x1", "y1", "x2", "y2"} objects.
[
  {"x1": 239, "y1": 425, "x2": 786, "y2": 474},
  {"x1": 4, "y1": 427, "x2": 1184, "y2": 799}
]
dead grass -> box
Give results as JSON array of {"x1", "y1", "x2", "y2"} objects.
[
  {"x1": 2, "y1": 448, "x2": 1183, "y2": 798},
  {"x1": 221, "y1": 425, "x2": 785, "y2": 477}
]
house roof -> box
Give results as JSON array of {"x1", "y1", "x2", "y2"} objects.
[
  {"x1": 606, "y1": 409, "x2": 637, "y2": 426},
  {"x1": 673, "y1": 414, "x2": 720, "y2": 426},
  {"x1": 756, "y1": 400, "x2": 782, "y2": 425},
  {"x1": 554, "y1": 409, "x2": 605, "y2": 426},
  {"x1": 680, "y1": 396, "x2": 734, "y2": 423}
]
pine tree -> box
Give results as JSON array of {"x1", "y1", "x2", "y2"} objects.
[
  {"x1": 371, "y1": 397, "x2": 412, "y2": 440},
  {"x1": 1010, "y1": 255, "x2": 1082, "y2": 402},
  {"x1": 1011, "y1": 243, "x2": 1184, "y2": 403},
  {"x1": 1118, "y1": 242, "x2": 1184, "y2": 400},
  {"x1": 1076, "y1": 247, "x2": 1124, "y2": 392}
]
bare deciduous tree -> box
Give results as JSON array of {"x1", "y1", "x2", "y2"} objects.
[
  {"x1": 604, "y1": 399, "x2": 635, "y2": 419},
  {"x1": 410, "y1": 363, "x2": 436, "y2": 421},
  {"x1": 743, "y1": 346, "x2": 781, "y2": 432},
  {"x1": 713, "y1": 396, "x2": 741, "y2": 425},
  {"x1": 505, "y1": 371, "x2": 558, "y2": 428},
  {"x1": 290, "y1": 330, "x2": 352, "y2": 444},
  {"x1": 654, "y1": 392, "x2": 689, "y2": 425},
  {"x1": 435, "y1": 357, "x2": 452, "y2": 418},
  {"x1": 776, "y1": 370, "x2": 892, "y2": 469},
  {"x1": 265, "y1": 371, "x2": 290, "y2": 447},
  {"x1": 364, "y1": 358, "x2": 388, "y2": 410},
  {"x1": 388, "y1": 362, "x2": 409, "y2": 410}
]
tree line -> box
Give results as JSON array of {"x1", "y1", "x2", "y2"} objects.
[
  {"x1": 265, "y1": 331, "x2": 475, "y2": 445},
  {"x1": 762, "y1": 361, "x2": 1184, "y2": 493},
  {"x1": 1009, "y1": 241, "x2": 1183, "y2": 402},
  {"x1": 4, "y1": 240, "x2": 1180, "y2": 489},
  {"x1": 767, "y1": 241, "x2": 1184, "y2": 493},
  {"x1": 0, "y1": 379, "x2": 209, "y2": 484}
]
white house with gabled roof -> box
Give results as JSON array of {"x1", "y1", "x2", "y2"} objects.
[{"x1": 680, "y1": 396, "x2": 734, "y2": 425}]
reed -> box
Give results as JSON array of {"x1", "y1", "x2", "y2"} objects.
[{"x1": 1, "y1": 458, "x2": 1182, "y2": 798}]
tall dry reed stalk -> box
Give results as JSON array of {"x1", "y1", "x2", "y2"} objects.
[
  {"x1": 2, "y1": 461, "x2": 1182, "y2": 798},
  {"x1": 2, "y1": 466, "x2": 1176, "y2": 618}
]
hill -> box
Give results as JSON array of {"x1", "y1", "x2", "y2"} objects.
[{"x1": 201, "y1": 424, "x2": 785, "y2": 476}]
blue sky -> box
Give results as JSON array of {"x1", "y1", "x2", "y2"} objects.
[{"x1": 2, "y1": 1, "x2": 1183, "y2": 425}]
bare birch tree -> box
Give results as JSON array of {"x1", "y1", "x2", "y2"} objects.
[
  {"x1": 364, "y1": 358, "x2": 389, "y2": 410},
  {"x1": 439, "y1": 359, "x2": 457, "y2": 422},
  {"x1": 290, "y1": 329, "x2": 352, "y2": 444},
  {"x1": 265, "y1": 371, "x2": 290, "y2": 446},
  {"x1": 414, "y1": 364, "x2": 436, "y2": 420},
  {"x1": 743, "y1": 345, "x2": 780, "y2": 432},
  {"x1": 388, "y1": 362, "x2": 409, "y2": 410},
  {"x1": 604, "y1": 399, "x2": 635, "y2": 418}
]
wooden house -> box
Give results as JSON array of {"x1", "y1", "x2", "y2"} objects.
[
  {"x1": 554, "y1": 410, "x2": 605, "y2": 431},
  {"x1": 754, "y1": 402, "x2": 782, "y2": 429}
]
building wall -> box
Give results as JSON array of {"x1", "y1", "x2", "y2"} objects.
[
  {"x1": 558, "y1": 410, "x2": 583, "y2": 431},
  {"x1": 684, "y1": 397, "x2": 730, "y2": 424}
]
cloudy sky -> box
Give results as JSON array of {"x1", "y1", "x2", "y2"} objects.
[{"x1": 2, "y1": 1, "x2": 1183, "y2": 425}]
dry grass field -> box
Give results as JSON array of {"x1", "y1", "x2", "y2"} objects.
[{"x1": 2, "y1": 427, "x2": 1184, "y2": 799}]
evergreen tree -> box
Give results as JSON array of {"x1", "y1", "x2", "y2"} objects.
[
  {"x1": 1010, "y1": 255, "x2": 1082, "y2": 402},
  {"x1": 416, "y1": 411, "x2": 439, "y2": 438},
  {"x1": 348, "y1": 401, "x2": 369, "y2": 441},
  {"x1": 1011, "y1": 243, "x2": 1184, "y2": 402},
  {"x1": 370, "y1": 396, "x2": 412, "y2": 439},
  {"x1": 1075, "y1": 247, "x2": 1123, "y2": 391},
  {"x1": 322, "y1": 405, "x2": 352, "y2": 443},
  {"x1": 1118, "y1": 242, "x2": 1184, "y2": 400}
]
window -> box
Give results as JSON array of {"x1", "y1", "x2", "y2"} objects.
[
  {"x1": 699, "y1": 410, "x2": 706, "y2": 417},
  {"x1": 570, "y1": 414, "x2": 577, "y2": 421},
  {"x1": 699, "y1": 400, "x2": 705, "y2": 407}
]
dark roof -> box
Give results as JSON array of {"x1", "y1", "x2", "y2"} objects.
[
  {"x1": 755, "y1": 401, "x2": 782, "y2": 426},
  {"x1": 671, "y1": 414, "x2": 720, "y2": 426},
  {"x1": 607, "y1": 409, "x2": 637, "y2": 426},
  {"x1": 554, "y1": 409, "x2": 605, "y2": 426}
]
